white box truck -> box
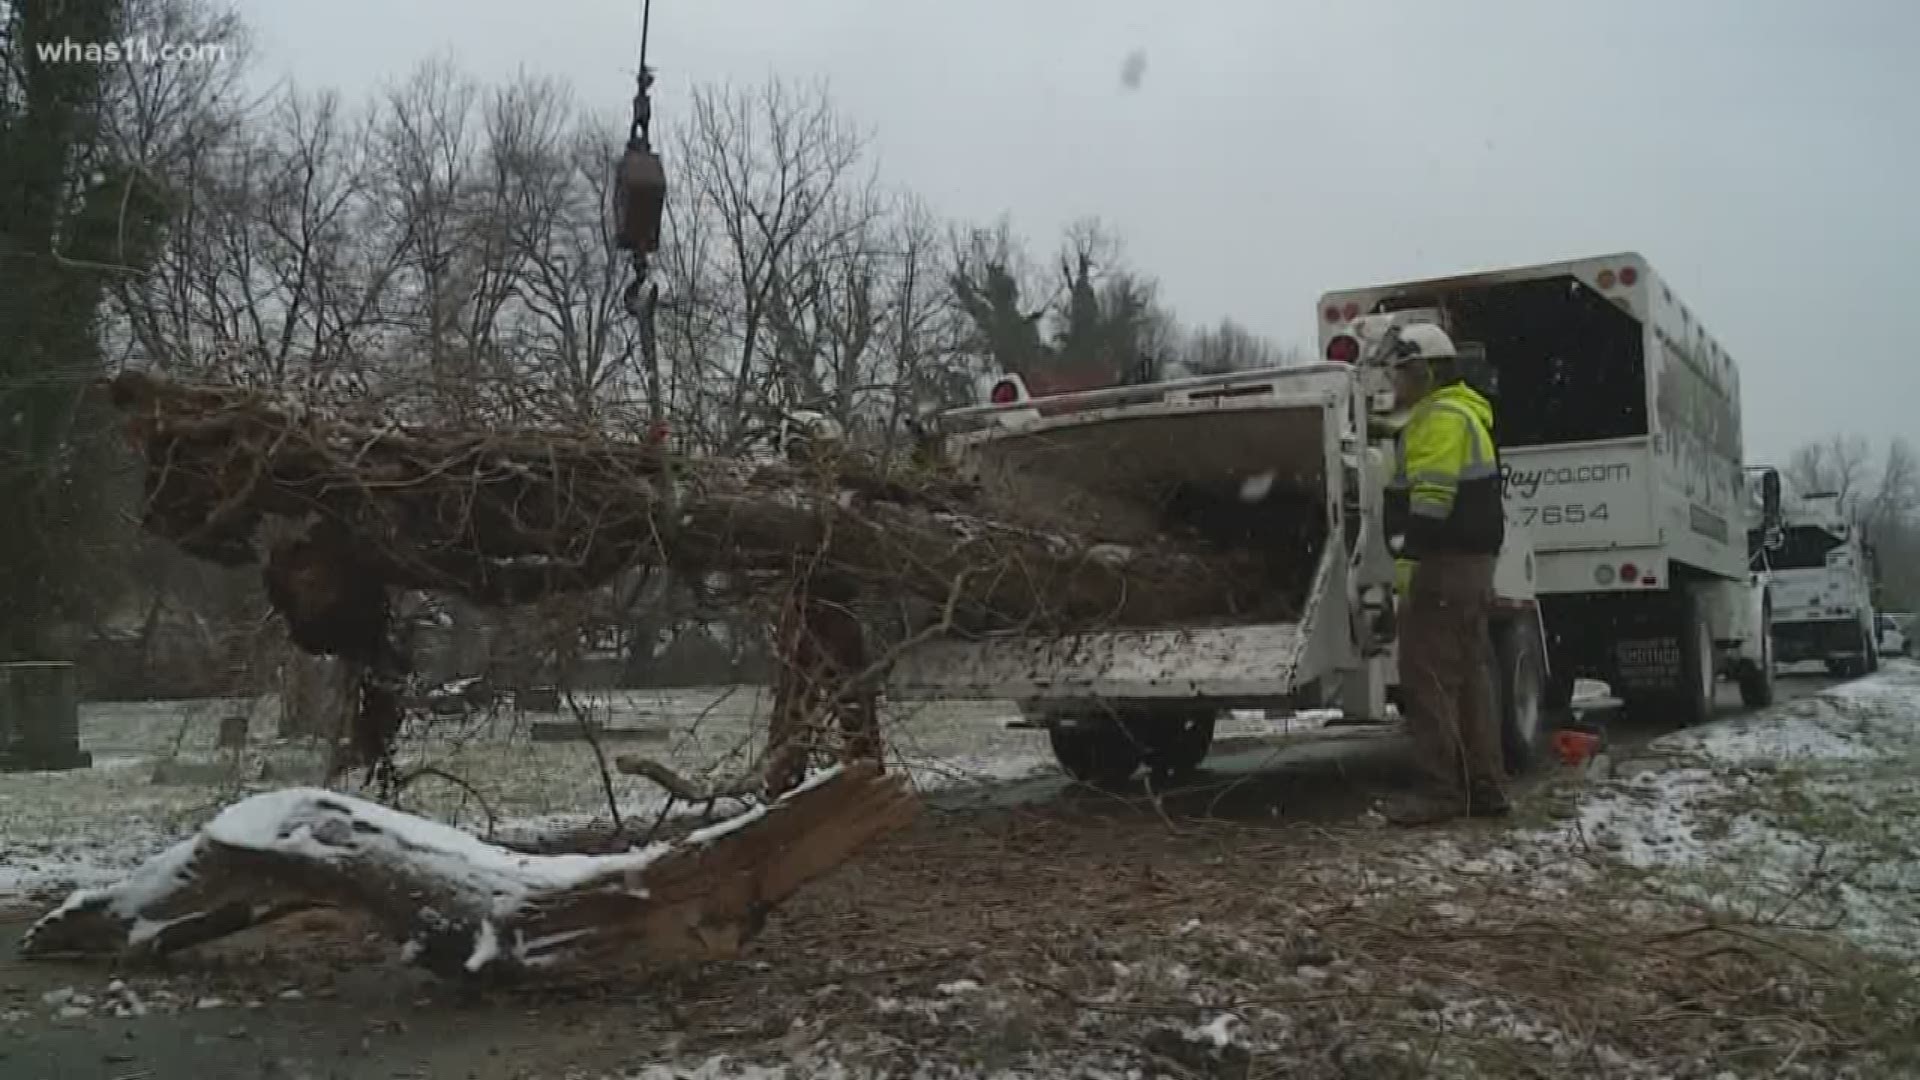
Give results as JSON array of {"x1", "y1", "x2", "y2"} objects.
[
  {"x1": 882, "y1": 350, "x2": 1552, "y2": 786},
  {"x1": 1746, "y1": 467, "x2": 1880, "y2": 676},
  {"x1": 1319, "y1": 253, "x2": 1776, "y2": 724}
]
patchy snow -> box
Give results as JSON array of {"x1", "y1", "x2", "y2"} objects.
[
  {"x1": 1186, "y1": 1011, "x2": 1244, "y2": 1049},
  {"x1": 465, "y1": 920, "x2": 501, "y2": 972},
  {"x1": 0, "y1": 689, "x2": 1044, "y2": 903},
  {"x1": 1529, "y1": 664, "x2": 1920, "y2": 959},
  {"x1": 1664, "y1": 706, "x2": 1881, "y2": 763}
]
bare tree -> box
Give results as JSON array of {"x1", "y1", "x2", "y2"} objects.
[
  {"x1": 1786, "y1": 435, "x2": 1872, "y2": 505},
  {"x1": 1178, "y1": 318, "x2": 1297, "y2": 375},
  {"x1": 666, "y1": 78, "x2": 867, "y2": 454}
]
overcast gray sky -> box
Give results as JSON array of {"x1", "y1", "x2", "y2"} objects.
[{"x1": 238, "y1": 0, "x2": 1917, "y2": 464}]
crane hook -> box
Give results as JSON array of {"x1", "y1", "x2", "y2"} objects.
[{"x1": 614, "y1": 0, "x2": 667, "y2": 310}]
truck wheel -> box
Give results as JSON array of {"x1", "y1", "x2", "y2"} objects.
[
  {"x1": 1141, "y1": 709, "x2": 1217, "y2": 783},
  {"x1": 1494, "y1": 617, "x2": 1549, "y2": 774},
  {"x1": 1629, "y1": 593, "x2": 1714, "y2": 726},
  {"x1": 1676, "y1": 593, "x2": 1717, "y2": 726},
  {"x1": 1047, "y1": 717, "x2": 1140, "y2": 788},
  {"x1": 1737, "y1": 604, "x2": 1775, "y2": 708}
]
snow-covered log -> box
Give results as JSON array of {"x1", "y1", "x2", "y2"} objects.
[{"x1": 18, "y1": 761, "x2": 916, "y2": 978}]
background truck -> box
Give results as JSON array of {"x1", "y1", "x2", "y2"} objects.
[
  {"x1": 1318, "y1": 252, "x2": 1776, "y2": 725},
  {"x1": 1746, "y1": 466, "x2": 1880, "y2": 676},
  {"x1": 883, "y1": 339, "x2": 1552, "y2": 786}
]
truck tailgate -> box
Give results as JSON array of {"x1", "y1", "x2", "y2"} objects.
[{"x1": 1500, "y1": 439, "x2": 1657, "y2": 550}]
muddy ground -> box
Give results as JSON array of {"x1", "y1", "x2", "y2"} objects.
[{"x1": 5, "y1": 673, "x2": 1916, "y2": 1080}]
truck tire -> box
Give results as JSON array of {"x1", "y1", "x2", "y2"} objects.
[
  {"x1": 1046, "y1": 716, "x2": 1140, "y2": 788},
  {"x1": 1737, "y1": 602, "x2": 1775, "y2": 708},
  {"x1": 1493, "y1": 616, "x2": 1549, "y2": 774},
  {"x1": 1627, "y1": 593, "x2": 1714, "y2": 726},
  {"x1": 1675, "y1": 592, "x2": 1717, "y2": 726},
  {"x1": 1043, "y1": 706, "x2": 1218, "y2": 788},
  {"x1": 1141, "y1": 709, "x2": 1216, "y2": 783}
]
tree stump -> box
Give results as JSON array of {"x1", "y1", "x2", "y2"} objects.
[
  {"x1": 764, "y1": 579, "x2": 880, "y2": 799},
  {"x1": 0, "y1": 662, "x2": 91, "y2": 773}
]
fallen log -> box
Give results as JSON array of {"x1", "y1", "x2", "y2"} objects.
[
  {"x1": 104, "y1": 370, "x2": 1290, "y2": 632},
  {"x1": 104, "y1": 370, "x2": 1308, "y2": 780},
  {"x1": 19, "y1": 761, "x2": 917, "y2": 978}
]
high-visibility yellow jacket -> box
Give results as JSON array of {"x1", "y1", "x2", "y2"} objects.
[{"x1": 1385, "y1": 380, "x2": 1505, "y2": 560}]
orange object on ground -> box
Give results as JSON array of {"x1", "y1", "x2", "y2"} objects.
[{"x1": 1553, "y1": 729, "x2": 1601, "y2": 767}]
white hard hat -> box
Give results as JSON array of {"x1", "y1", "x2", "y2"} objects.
[{"x1": 1391, "y1": 323, "x2": 1458, "y2": 366}]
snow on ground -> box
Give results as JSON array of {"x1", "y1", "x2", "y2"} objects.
[
  {"x1": 0, "y1": 687, "x2": 1053, "y2": 904},
  {"x1": 1552, "y1": 662, "x2": 1920, "y2": 960},
  {"x1": 9, "y1": 670, "x2": 1920, "y2": 1076}
]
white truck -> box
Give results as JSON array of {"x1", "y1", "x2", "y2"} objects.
[
  {"x1": 1318, "y1": 252, "x2": 1776, "y2": 725},
  {"x1": 882, "y1": 340, "x2": 1551, "y2": 786},
  {"x1": 1745, "y1": 467, "x2": 1880, "y2": 676}
]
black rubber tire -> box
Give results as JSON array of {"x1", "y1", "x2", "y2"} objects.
[
  {"x1": 1627, "y1": 592, "x2": 1714, "y2": 726},
  {"x1": 1142, "y1": 710, "x2": 1216, "y2": 781},
  {"x1": 1738, "y1": 602, "x2": 1775, "y2": 708},
  {"x1": 1494, "y1": 617, "x2": 1550, "y2": 774},
  {"x1": 1047, "y1": 719, "x2": 1141, "y2": 787},
  {"x1": 1675, "y1": 592, "x2": 1717, "y2": 726}
]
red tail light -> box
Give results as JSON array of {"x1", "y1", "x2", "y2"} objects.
[
  {"x1": 1619, "y1": 266, "x2": 1639, "y2": 286},
  {"x1": 1325, "y1": 335, "x2": 1360, "y2": 363},
  {"x1": 988, "y1": 380, "x2": 1020, "y2": 405},
  {"x1": 1323, "y1": 305, "x2": 1342, "y2": 323},
  {"x1": 1619, "y1": 562, "x2": 1640, "y2": 583}
]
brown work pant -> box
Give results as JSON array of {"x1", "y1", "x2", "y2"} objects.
[{"x1": 1400, "y1": 552, "x2": 1504, "y2": 796}]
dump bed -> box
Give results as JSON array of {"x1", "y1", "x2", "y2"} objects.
[{"x1": 884, "y1": 365, "x2": 1372, "y2": 705}]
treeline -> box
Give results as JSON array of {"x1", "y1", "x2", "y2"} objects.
[
  {"x1": 1784, "y1": 436, "x2": 1920, "y2": 611},
  {"x1": 0, "y1": 0, "x2": 1291, "y2": 687}
]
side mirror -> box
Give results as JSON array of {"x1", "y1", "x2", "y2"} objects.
[{"x1": 1761, "y1": 470, "x2": 1782, "y2": 526}]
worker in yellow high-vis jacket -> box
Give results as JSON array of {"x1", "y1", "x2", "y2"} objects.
[{"x1": 1381, "y1": 324, "x2": 1510, "y2": 825}]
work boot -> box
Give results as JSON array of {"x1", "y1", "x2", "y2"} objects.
[
  {"x1": 1380, "y1": 790, "x2": 1467, "y2": 826},
  {"x1": 1468, "y1": 779, "x2": 1512, "y2": 818}
]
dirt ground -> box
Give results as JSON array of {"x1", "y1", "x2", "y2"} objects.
[{"x1": 4, "y1": 674, "x2": 1917, "y2": 1079}]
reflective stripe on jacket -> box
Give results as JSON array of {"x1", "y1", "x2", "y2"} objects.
[{"x1": 1385, "y1": 380, "x2": 1505, "y2": 558}]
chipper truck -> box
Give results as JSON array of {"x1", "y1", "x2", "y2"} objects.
[
  {"x1": 1319, "y1": 253, "x2": 1776, "y2": 725},
  {"x1": 1746, "y1": 466, "x2": 1880, "y2": 677},
  {"x1": 882, "y1": 330, "x2": 1551, "y2": 786}
]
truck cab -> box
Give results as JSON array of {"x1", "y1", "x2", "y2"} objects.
[{"x1": 1748, "y1": 474, "x2": 1879, "y2": 676}]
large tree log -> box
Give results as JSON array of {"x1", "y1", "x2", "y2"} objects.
[
  {"x1": 19, "y1": 762, "x2": 916, "y2": 978},
  {"x1": 104, "y1": 371, "x2": 1294, "y2": 634}
]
